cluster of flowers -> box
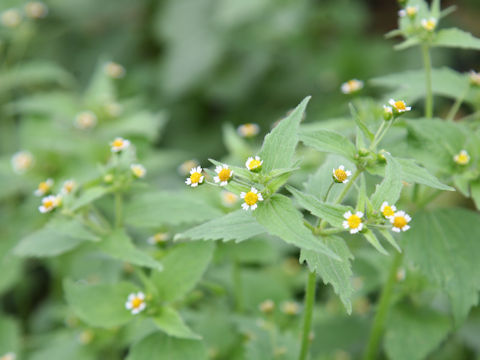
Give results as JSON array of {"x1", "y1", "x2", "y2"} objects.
[
  {"x1": 1, "y1": 1, "x2": 48, "y2": 28},
  {"x1": 397, "y1": 4, "x2": 437, "y2": 32}
]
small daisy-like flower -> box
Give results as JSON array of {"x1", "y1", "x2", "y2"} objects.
[
  {"x1": 221, "y1": 191, "x2": 239, "y2": 207},
  {"x1": 390, "y1": 211, "x2": 411, "y2": 232},
  {"x1": 185, "y1": 166, "x2": 204, "y2": 187},
  {"x1": 104, "y1": 61, "x2": 126, "y2": 79},
  {"x1": 38, "y1": 195, "x2": 62, "y2": 213},
  {"x1": 380, "y1": 201, "x2": 396, "y2": 219},
  {"x1": 399, "y1": 6, "x2": 418, "y2": 18},
  {"x1": 388, "y1": 99, "x2": 412, "y2": 114},
  {"x1": 453, "y1": 150, "x2": 470, "y2": 165},
  {"x1": 396, "y1": 268, "x2": 406, "y2": 282},
  {"x1": 74, "y1": 111, "x2": 97, "y2": 130},
  {"x1": 178, "y1": 159, "x2": 199, "y2": 176},
  {"x1": 104, "y1": 101, "x2": 123, "y2": 117},
  {"x1": 125, "y1": 292, "x2": 146, "y2": 315},
  {"x1": 237, "y1": 123, "x2": 260, "y2": 138},
  {"x1": 61, "y1": 179, "x2": 76, "y2": 194},
  {"x1": 78, "y1": 330, "x2": 94, "y2": 345},
  {"x1": 469, "y1": 71, "x2": 480, "y2": 87},
  {"x1": 259, "y1": 299, "x2": 275, "y2": 314},
  {"x1": 214, "y1": 164, "x2": 233, "y2": 186},
  {"x1": 421, "y1": 18, "x2": 437, "y2": 32},
  {"x1": 110, "y1": 137, "x2": 130, "y2": 152},
  {"x1": 281, "y1": 301, "x2": 300, "y2": 315},
  {"x1": 240, "y1": 187, "x2": 263, "y2": 211},
  {"x1": 245, "y1": 156, "x2": 263, "y2": 172},
  {"x1": 131, "y1": 164, "x2": 147, "y2": 178},
  {"x1": 332, "y1": 165, "x2": 352, "y2": 184},
  {"x1": 343, "y1": 211, "x2": 364, "y2": 234},
  {"x1": 147, "y1": 232, "x2": 168, "y2": 245},
  {"x1": 25, "y1": 2, "x2": 48, "y2": 19},
  {"x1": 34, "y1": 178, "x2": 54, "y2": 196},
  {"x1": 1, "y1": 9, "x2": 22, "y2": 28},
  {"x1": 383, "y1": 105, "x2": 393, "y2": 121},
  {"x1": 341, "y1": 79, "x2": 364, "y2": 94},
  {"x1": 11, "y1": 151, "x2": 34, "y2": 174},
  {"x1": 0, "y1": 353, "x2": 16, "y2": 360}
]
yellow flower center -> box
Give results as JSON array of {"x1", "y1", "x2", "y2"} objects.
[
  {"x1": 393, "y1": 216, "x2": 407, "y2": 229},
  {"x1": 38, "y1": 182, "x2": 50, "y2": 192},
  {"x1": 190, "y1": 172, "x2": 202, "y2": 183},
  {"x1": 424, "y1": 20, "x2": 436, "y2": 31},
  {"x1": 347, "y1": 215, "x2": 362, "y2": 229},
  {"x1": 248, "y1": 159, "x2": 261, "y2": 170},
  {"x1": 218, "y1": 168, "x2": 231, "y2": 181},
  {"x1": 153, "y1": 233, "x2": 167, "y2": 242},
  {"x1": 334, "y1": 169, "x2": 347, "y2": 182},
  {"x1": 382, "y1": 206, "x2": 395, "y2": 217},
  {"x1": 395, "y1": 101, "x2": 406, "y2": 110},
  {"x1": 406, "y1": 7, "x2": 417, "y2": 16},
  {"x1": 43, "y1": 199, "x2": 54, "y2": 208},
  {"x1": 455, "y1": 153, "x2": 469, "y2": 165},
  {"x1": 223, "y1": 192, "x2": 238, "y2": 204},
  {"x1": 64, "y1": 183, "x2": 74, "y2": 193},
  {"x1": 242, "y1": 124, "x2": 257, "y2": 136},
  {"x1": 131, "y1": 297, "x2": 143, "y2": 309},
  {"x1": 244, "y1": 192, "x2": 258, "y2": 206},
  {"x1": 113, "y1": 139, "x2": 124, "y2": 148}
]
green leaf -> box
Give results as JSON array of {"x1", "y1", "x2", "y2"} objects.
[
  {"x1": 64, "y1": 279, "x2": 139, "y2": 328},
  {"x1": 378, "y1": 229, "x2": 401, "y2": 253},
  {"x1": 258, "y1": 96, "x2": 310, "y2": 172},
  {"x1": 433, "y1": 28, "x2": 480, "y2": 50},
  {"x1": 0, "y1": 316, "x2": 20, "y2": 355},
  {"x1": 349, "y1": 103, "x2": 375, "y2": 141},
  {"x1": 397, "y1": 158, "x2": 454, "y2": 191},
  {"x1": 362, "y1": 229, "x2": 388, "y2": 255},
  {"x1": 151, "y1": 242, "x2": 214, "y2": 302},
  {"x1": 470, "y1": 180, "x2": 480, "y2": 210},
  {"x1": 394, "y1": 37, "x2": 421, "y2": 51},
  {"x1": 126, "y1": 332, "x2": 208, "y2": 360},
  {"x1": 287, "y1": 186, "x2": 349, "y2": 228},
  {"x1": 154, "y1": 307, "x2": 201, "y2": 339},
  {"x1": 70, "y1": 187, "x2": 111, "y2": 211},
  {"x1": 125, "y1": 191, "x2": 222, "y2": 228},
  {"x1": 99, "y1": 229, "x2": 163, "y2": 271},
  {"x1": 384, "y1": 304, "x2": 451, "y2": 360},
  {"x1": 299, "y1": 129, "x2": 357, "y2": 161},
  {"x1": 222, "y1": 123, "x2": 252, "y2": 160},
  {"x1": 253, "y1": 194, "x2": 340, "y2": 260},
  {"x1": 175, "y1": 210, "x2": 266, "y2": 242},
  {"x1": 300, "y1": 236, "x2": 354, "y2": 313},
  {"x1": 403, "y1": 208, "x2": 480, "y2": 324},
  {"x1": 14, "y1": 218, "x2": 99, "y2": 257},
  {"x1": 371, "y1": 154, "x2": 403, "y2": 209}
]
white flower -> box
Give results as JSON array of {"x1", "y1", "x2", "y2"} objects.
[
  {"x1": 131, "y1": 164, "x2": 147, "y2": 178},
  {"x1": 332, "y1": 165, "x2": 352, "y2": 184},
  {"x1": 34, "y1": 178, "x2": 54, "y2": 196},
  {"x1": 61, "y1": 180, "x2": 76, "y2": 194},
  {"x1": 240, "y1": 187, "x2": 263, "y2": 211},
  {"x1": 214, "y1": 164, "x2": 233, "y2": 186},
  {"x1": 11, "y1": 151, "x2": 34, "y2": 174},
  {"x1": 178, "y1": 159, "x2": 199, "y2": 176},
  {"x1": 147, "y1": 232, "x2": 168, "y2": 245},
  {"x1": 74, "y1": 111, "x2": 97, "y2": 130},
  {"x1": 237, "y1": 123, "x2": 260, "y2": 138},
  {"x1": 38, "y1": 195, "x2": 62, "y2": 213},
  {"x1": 25, "y1": 2, "x2": 48, "y2": 19},
  {"x1": 221, "y1": 191, "x2": 239, "y2": 207},
  {"x1": 421, "y1": 18, "x2": 437, "y2": 32},
  {"x1": 454, "y1": 150, "x2": 470, "y2": 165},
  {"x1": 380, "y1": 201, "x2": 396, "y2": 219},
  {"x1": 341, "y1": 79, "x2": 364, "y2": 94},
  {"x1": 185, "y1": 166, "x2": 204, "y2": 187},
  {"x1": 388, "y1": 99, "x2": 412, "y2": 113},
  {"x1": 390, "y1": 211, "x2": 411, "y2": 232},
  {"x1": 399, "y1": 6, "x2": 418, "y2": 18},
  {"x1": 343, "y1": 211, "x2": 364, "y2": 234},
  {"x1": 245, "y1": 156, "x2": 263, "y2": 172},
  {"x1": 125, "y1": 292, "x2": 146, "y2": 315},
  {"x1": 0, "y1": 352, "x2": 16, "y2": 360},
  {"x1": 259, "y1": 299, "x2": 275, "y2": 313},
  {"x1": 104, "y1": 61, "x2": 125, "y2": 79},
  {"x1": 469, "y1": 71, "x2": 480, "y2": 87},
  {"x1": 1, "y1": 9, "x2": 22, "y2": 28},
  {"x1": 281, "y1": 301, "x2": 300, "y2": 315},
  {"x1": 110, "y1": 137, "x2": 130, "y2": 152}
]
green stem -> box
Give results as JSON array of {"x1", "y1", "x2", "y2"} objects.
[
  {"x1": 323, "y1": 181, "x2": 335, "y2": 202},
  {"x1": 298, "y1": 271, "x2": 317, "y2": 360},
  {"x1": 335, "y1": 169, "x2": 362, "y2": 205},
  {"x1": 370, "y1": 120, "x2": 393, "y2": 151},
  {"x1": 446, "y1": 85, "x2": 470, "y2": 122},
  {"x1": 422, "y1": 43, "x2": 433, "y2": 119},
  {"x1": 369, "y1": 121, "x2": 386, "y2": 151},
  {"x1": 114, "y1": 192, "x2": 123, "y2": 228},
  {"x1": 362, "y1": 252, "x2": 403, "y2": 360}
]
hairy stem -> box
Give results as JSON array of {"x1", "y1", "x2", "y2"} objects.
[
  {"x1": 335, "y1": 169, "x2": 362, "y2": 205},
  {"x1": 298, "y1": 271, "x2": 317, "y2": 360},
  {"x1": 422, "y1": 43, "x2": 433, "y2": 119}
]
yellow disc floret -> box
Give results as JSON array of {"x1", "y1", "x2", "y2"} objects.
[
  {"x1": 332, "y1": 165, "x2": 351, "y2": 183},
  {"x1": 454, "y1": 150, "x2": 470, "y2": 165},
  {"x1": 381, "y1": 201, "x2": 396, "y2": 218},
  {"x1": 244, "y1": 192, "x2": 258, "y2": 206},
  {"x1": 185, "y1": 166, "x2": 204, "y2": 187},
  {"x1": 390, "y1": 211, "x2": 411, "y2": 232},
  {"x1": 241, "y1": 187, "x2": 263, "y2": 211},
  {"x1": 343, "y1": 211, "x2": 364, "y2": 234},
  {"x1": 218, "y1": 168, "x2": 231, "y2": 182}
]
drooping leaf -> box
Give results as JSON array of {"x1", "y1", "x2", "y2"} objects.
[
  {"x1": 299, "y1": 129, "x2": 357, "y2": 161},
  {"x1": 378, "y1": 229, "x2": 401, "y2": 253},
  {"x1": 153, "y1": 307, "x2": 201, "y2": 339},
  {"x1": 371, "y1": 154, "x2": 403, "y2": 209},
  {"x1": 433, "y1": 28, "x2": 480, "y2": 50},
  {"x1": 362, "y1": 229, "x2": 388, "y2": 255}
]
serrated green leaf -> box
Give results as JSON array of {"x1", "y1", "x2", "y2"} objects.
[
  {"x1": 125, "y1": 191, "x2": 222, "y2": 228},
  {"x1": 403, "y1": 208, "x2": 480, "y2": 324},
  {"x1": 70, "y1": 187, "x2": 112, "y2": 211},
  {"x1": 433, "y1": 28, "x2": 480, "y2": 50},
  {"x1": 299, "y1": 129, "x2": 357, "y2": 161},
  {"x1": 300, "y1": 235, "x2": 354, "y2": 313},
  {"x1": 176, "y1": 210, "x2": 266, "y2": 242},
  {"x1": 154, "y1": 307, "x2": 201, "y2": 339},
  {"x1": 371, "y1": 154, "x2": 403, "y2": 209},
  {"x1": 362, "y1": 229, "x2": 388, "y2": 255},
  {"x1": 349, "y1": 103, "x2": 374, "y2": 141},
  {"x1": 397, "y1": 158, "x2": 454, "y2": 191},
  {"x1": 64, "y1": 279, "x2": 139, "y2": 328},
  {"x1": 151, "y1": 242, "x2": 214, "y2": 302},
  {"x1": 99, "y1": 229, "x2": 163, "y2": 271},
  {"x1": 258, "y1": 96, "x2": 310, "y2": 172},
  {"x1": 253, "y1": 194, "x2": 340, "y2": 260}
]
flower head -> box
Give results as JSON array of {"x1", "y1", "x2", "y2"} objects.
[
  {"x1": 469, "y1": 71, "x2": 480, "y2": 87},
  {"x1": 125, "y1": 292, "x2": 146, "y2": 315},
  {"x1": 221, "y1": 191, "x2": 239, "y2": 207},
  {"x1": 104, "y1": 61, "x2": 125, "y2": 79},
  {"x1": 1, "y1": 9, "x2": 22, "y2": 28},
  {"x1": 237, "y1": 123, "x2": 260, "y2": 138},
  {"x1": 147, "y1": 232, "x2": 168, "y2": 245},
  {"x1": 185, "y1": 166, "x2": 204, "y2": 187},
  {"x1": 240, "y1": 187, "x2": 263, "y2": 211},
  {"x1": 25, "y1": 2, "x2": 48, "y2": 19},
  {"x1": 259, "y1": 299, "x2": 275, "y2": 313},
  {"x1": 380, "y1": 201, "x2": 396, "y2": 219},
  {"x1": 214, "y1": 164, "x2": 233, "y2": 186},
  {"x1": 61, "y1": 180, "x2": 76, "y2": 195},
  {"x1": 332, "y1": 165, "x2": 352, "y2": 184},
  {"x1": 34, "y1": 178, "x2": 54, "y2": 197},
  {"x1": 11, "y1": 151, "x2": 34, "y2": 174},
  {"x1": 343, "y1": 211, "x2": 364, "y2": 234},
  {"x1": 245, "y1": 156, "x2": 263, "y2": 172},
  {"x1": 39, "y1": 195, "x2": 62, "y2": 213},
  {"x1": 453, "y1": 150, "x2": 470, "y2": 165},
  {"x1": 178, "y1": 159, "x2": 199, "y2": 176},
  {"x1": 110, "y1": 137, "x2": 130, "y2": 152},
  {"x1": 383, "y1": 105, "x2": 393, "y2": 121},
  {"x1": 131, "y1": 164, "x2": 147, "y2": 178},
  {"x1": 399, "y1": 6, "x2": 418, "y2": 18},
  {"x1": 0, "y1": 353, "x2": 16, "y2": 360},
  {"x1": 281, "y1": 301, "x2": 300, "y2": 315},
  {"x1": 421, "y1": 18, "x2": 437, "y2": 32},
  {"x1": 388, "y1": 99, "x2": 411, "y2": 114},
  {"x1": 390, "y1": 211, "x2": 411, "y2": 232},
  {"x1": 341, "y1": 79, "x2": 364, "y2": 94},
  {"x1": 78, "y1": 330, "x2": 94, "y2": 345},
  {"x1": 74, "y1": 111, "x2": 97, "y2": 130}
]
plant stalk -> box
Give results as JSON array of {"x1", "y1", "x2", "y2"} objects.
[
  {"x1": 298, "y1": 271, "x2": 317, "y2": 360},
  {"x1": 422, "y1": 43, "x2": 433, "y2": 119},
  {"x1": 446, "y1": 85, "x2": 470, "y2": 121},
  {"x1": 114, "y1": 192, "x2": 123, "y2": 228}
]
